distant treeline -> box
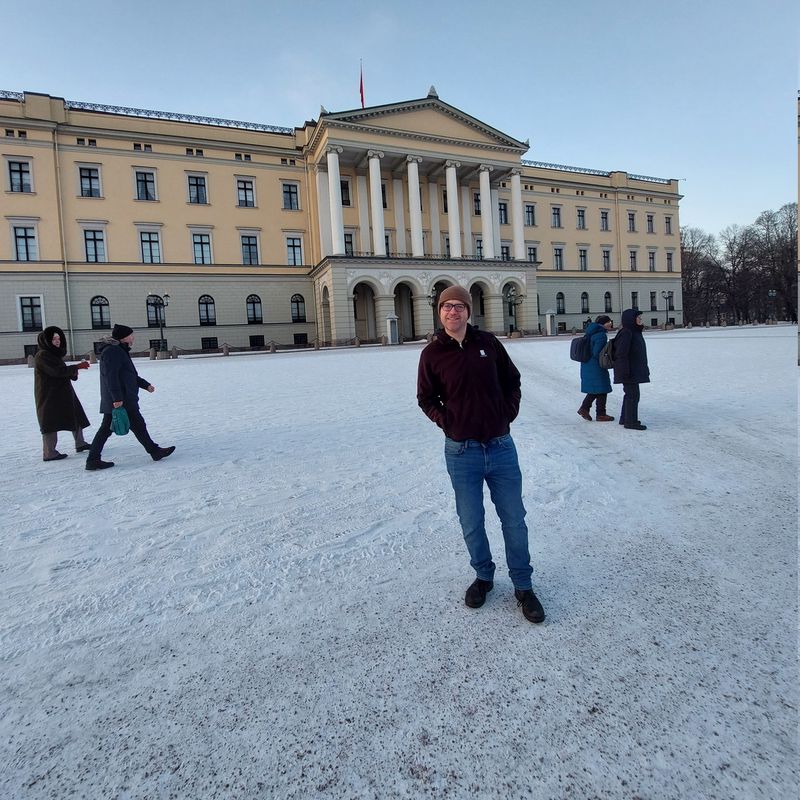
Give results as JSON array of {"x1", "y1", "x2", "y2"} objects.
[{"x1": 681, "y1": 203, "x2": 797, "y2": 324}]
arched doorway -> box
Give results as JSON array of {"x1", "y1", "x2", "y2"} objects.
[
  {"x1": 430, "y1": 280, "x2": 451, "y2": 329},
  {"x1": 394, "y1": 282, "x2": 416, "y2": 340},
  {"x1": 353, "y1": 282, "x2": 377, "y2": 340}
]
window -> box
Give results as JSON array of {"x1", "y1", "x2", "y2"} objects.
[
  {"x1": 291, "y1": 293, "x2": 306, "y2": 323},
  {"x1": 201, "y1": 337, "x2": 218, "y2": 350},
  {"x1": 148, "y1": 338, "x2": 167, "y2": 352},
  {"x1": 667, "y1": 252, "x2": 674, "y2": 272},
  {"x1": 384, "y1": 233, "x2": 391, "y2": 256},
  {"x1": 581, "y1": 292, "x2": 589, "y2": 313},
  {"x1": 188, "y1": 175, "x2": 207, "y2": 204},
  {"x1": 9, "y1": 160, "x2": 32, "y2": 192},
  {"x1": 241, "y1": 234, "x2": 259, "y2": 265},
  {"x1": 602, "y1": 249, "x2": 611, "y2": 271},
  {"x1": 237, "y1": 178, "x2": 255, "y2": 207},
  {"x1": 381, "y1": 183, "x2": 387, "y2": 209},
  {"x1": 525, "y1": 204, "x2": 535, "y2": 226},
  {"x1": 604, "y1": 292, "x2": 612, "y2": 313},
  {"x1": 579, "y1": 248, "x2": 588, "y2": 271},
  {"x1": 14, "y1": 226, "x2": 38, "y2": 260},
  {"x1": 20, "y1": 296, "x2": 43, "y2": 331},
  {"x1": 246, "y1": 294, "x2": 263, "y2": 324},
  {"x1": 198, "y1": 295, "x2": 216, "y2": 326},
  {"x1": 286, "y1": 236, "x2": 303, "y2": 266},
  {"x1": 627, "y1": 212, "x2": 636, "y2": 232},
  {"x1": 340, "y1": 179, "x2": 351, "y2": 206},
  {"x1": 527, "y1": 245, "x2": 538, "y2": 263},
  {"x1": 498, "y1": 202, "x2": 508, "y2": 225},
  {"x1": 648, "y1": 251, "x2": 656, "y2": 271},
  {"x1": 665, "y1": 216, "x2": 673, "y2": 235},
  {"x1": 91, "y1": 296, "x2": 111, "y2": 329},
  {"x1": 282, "y1": 183, "x2": 299, "y2": 210},
  {"x1": 551, "y1": 207, "x2": 561, "y2": 228},
  {"x1": 344, "y1": 232, "x2": 354, "y2": 256},
  {"x1": 631, "y1": 291, "x2": 639, "y2": 309},
  {"x1": 136, "y1": 171, "x2": 156, "y2": 201},
  {"x1": 84, "y1": 229, "x2": 106, "y2": 262},
  {"x1": 650, "y1": 291, "x2": 657, "y2": 311},
  {"x1": 476, "y1": 238, "x2": 483, "y2": 259},
  {"x1": 146, "y1": 296, "x2": 165, "y2": 328},
  {"x1": 473, "y1": 192, "x2": 481, "y2": 216},
  {"x1": 556, "y1": 292, "x2": 565, "y2": 315},
  {"x1": 140, "y1": 231, "x2": 161, "y2": 264},
  {"x1": 647, "y1": 214, "x2": 654, "y2": 233},
  {"x1": 249, "y1": 335, "x2": 265, "y2": 348},
  {"x1": 668, "y1": 294, "x2": 674, "y2": 311},
  {"x1": 629, "y1": 251, "x2": 638, "y2": 271},
  {"x1": 500, "y1": 245, "x2": 510, "y2": 261},
  {"x1": 193, "y1": 233, "x2": 212, "y2": 264},
  {"x1": 600, "y1": 210, "x2": 610, "y2": 231},
  {"x1": 294, "y1": 333, "x2": 308, "y2": 346},
  {"x1": 445, "y1": 236, "x2": 451, "y2": 258},
  {"x1": 554, "y1": 247, "x2": 564, "y2": 271},
  {"x1": 442, "y1": 189, "x2": 448, "y2": 213},
  {"x1": 577, "y1": 209, "x2": 586, "y2": 230},
  {"x1": 79, "y1": 167, "x2": 100, "y2": 197}
]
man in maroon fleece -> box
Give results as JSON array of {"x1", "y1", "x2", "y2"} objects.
[{"x1": 417, "y1": 285, "x2": 544, "y2": 624}]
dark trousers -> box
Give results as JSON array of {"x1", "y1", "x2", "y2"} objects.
[
  {"x1": 619, "y1": 384, "x2": 640, "y2": 425},
  {"x1": 580, "y1": 393, "x2": 607, "y2": 414},
  {"x1": 88, "y1": 405, "x2": 157, "y2": 460}
]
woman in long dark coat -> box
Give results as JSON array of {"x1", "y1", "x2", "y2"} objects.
[
  {"x1": 612, "y1": 308, "x2": 650, "y2": 430},
  {"x1": 34, "y1": 326, "x2": 91, "y2": 461},
  {"x1": 577, "y1": 314, "x2": 614, "y2": 421}
]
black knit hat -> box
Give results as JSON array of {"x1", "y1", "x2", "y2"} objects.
[
  {"x1": 112, "y1": 324, "x2": 134, "y2": 341},
  {"x1": 595, "y1": 315, "x2": 612, "y2": 325}
]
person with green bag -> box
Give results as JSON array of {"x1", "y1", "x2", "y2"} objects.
[{"x1": 85, "y1": 324, "x2": 175, "y2": 470}]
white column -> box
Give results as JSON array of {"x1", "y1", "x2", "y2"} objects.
[
  {"x1": 445, "y1": 160, "x2": 461, "y2": 258},
  {"x1": 428, "y1": 181, "x2": 441, "y2": 256},
  {"x1": 368, "y1": 150, "x2": 386, "y2": 257},
  {"x1": 461, "y1": 185, "x2": 473, "y2": 256},
  {"x1": 479, "y1": 165, "x2": 495, "y2": 259},
  {"x1": 326, "y1": 146, "x2": 345, "y2": 255},
  {"x1": 315, "y1": 166, "x2": 332, "y2": 257},
  {"x1": 491, "y1": 187, "x2": 501, "y2": 257},
  {"x1": 393, "y1": 178, "x2": 407, "y2": 255},
  {"x1": 407, "y1": 156, "x2": 424, "y2": 258},
  {"x1": 356, "y1": 175, "x2": 370, "y2": 254},
  {"x1": 510, "y1": 168, "x2": 525, "y2": 260}
]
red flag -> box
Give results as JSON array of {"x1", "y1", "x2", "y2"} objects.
[{"x1": 359, "y1": 63, "x2": 365, "y2": 109}]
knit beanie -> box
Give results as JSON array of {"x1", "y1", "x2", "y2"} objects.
[
  {"x1": 437, "y1": 286, "x2": 472, "y2": 315},
  {"x1": 595, "y1": 315, "x2": 612, "y2": 325},
  {"x1": 112, "y1": 324, "x2": 134, "y2": 341}
]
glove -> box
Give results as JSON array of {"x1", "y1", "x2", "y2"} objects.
[
  {"x1": 76, "y1": 361, "x2": 90, "y2": 370},
  {"x1": 111, "y1": 407, "x2": 130, "y2": 436}
]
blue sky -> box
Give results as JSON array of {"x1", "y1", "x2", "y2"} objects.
[{"x1": 6, "y1": 0, "x2": 797, "y2": 235}]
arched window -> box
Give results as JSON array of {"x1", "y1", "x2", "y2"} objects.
[
  {"x1": 291, "y1": 293, "x2": 306, "y2": 323},
  {"x1": 146, "y1": 295, "x2": 166, "y2": 328},
  {"x1": 556, "y1": 292, "x2": 565, "y2": 315},
  {"x1": 91, "y1": 295, "x2": 110, "y2": 330},
  {"x1": 246, "y1": 294, "x2": 262, "y2": 324},
  {"x1": 581, "y1": 292, "x2": 589, "y2": 314},
  {"x1": 604, "y1": 292, "x2": 613, "y2": 313},
  {"x1": 199, "y1": 295, "x2": 216, "y2": 326}
]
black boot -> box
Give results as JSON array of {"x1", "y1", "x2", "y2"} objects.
[
  {"x1": 465, "y1": 578, "x2": 493, "y2": 608},
  {"x1": 515, "y1": 589, "x2": 545, "y2": 623}
]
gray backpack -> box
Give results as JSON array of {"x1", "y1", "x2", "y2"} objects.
[{"x1": 598, "y1": 337, "x2": 616, "y2": 370}]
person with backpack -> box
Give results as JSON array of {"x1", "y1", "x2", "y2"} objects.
[
  {"x1": 577, "y1": 315, "x2": 614, "y2": 421},
  {"x1": 613, "y1": 308, "x2": 650, "y2": 431}
]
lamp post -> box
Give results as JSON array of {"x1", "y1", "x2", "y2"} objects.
[
  {"x1": 661, "y1": 290, "x2": 673, "y2": 329},
  {"x1": 767, "y1": 289, "x2": 776, "y2": 322},
  {"x1": 506, "y1": 285, "x2": 526, "y2": 333},
  {"x1": 148, "y1": 292, "x2": 170, "y2": 351}
]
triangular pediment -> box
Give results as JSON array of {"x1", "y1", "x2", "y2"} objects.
[{"x1": 319, "y1": 97, "x2": 527, "y2": 152}]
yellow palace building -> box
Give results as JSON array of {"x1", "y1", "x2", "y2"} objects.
[{"x1": 0, "y1": 87, "x2": 682, "y2": 360}]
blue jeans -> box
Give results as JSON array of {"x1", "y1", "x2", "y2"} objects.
[{"x1": 444, "y1": 434, "x2": 533, "y2": 590}]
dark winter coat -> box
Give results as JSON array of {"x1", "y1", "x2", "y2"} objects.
[
  {"x1": 613, "y1": 309, "x2": 650, "y2": 385},
  {"x1": 417, "y1": 324, "x2": 521, "y2": 442},
  {"x1": 96, "y1": 338, "x2": 151, "y2": 413},
  {"x1": 580, "y1": 322, "x2": 612, "y2": 394},
  {"x1": 33, "y1": 326, "x2": 90, "y2": 434}
]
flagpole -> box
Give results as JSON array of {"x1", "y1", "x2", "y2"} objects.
[{"x1": 359, "y1": 59, "x2": 365, "y2": 109}]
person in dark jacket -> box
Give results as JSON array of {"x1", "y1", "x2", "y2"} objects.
[
  {"x1": 85, "y1": 324, "x2": 175, "y2": 470},
  {"x1": 613, "y1": 308, "x2": 650, "y2": 430},
  {"x1": 417, "y1": 285, "x2": 544, "y2": 624},
  {"x1": 577, "y1": 315, "x2": 614, "y2": 422},
  {"x1": 34, "y1": 326, "x2": 91, "y2": 461}
]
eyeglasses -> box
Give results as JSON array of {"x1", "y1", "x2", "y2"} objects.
[{"x1": 441, "y1": 303, "x2": 467, "y2": 312}]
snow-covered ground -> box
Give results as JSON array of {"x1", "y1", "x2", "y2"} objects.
[{"x1": 1, "y1": 325, "x2": 797, "y2": 799}]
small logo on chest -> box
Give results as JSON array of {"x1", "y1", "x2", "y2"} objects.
[{"x1": 479, "y1": 349, "x2": 487, "y2": 357}]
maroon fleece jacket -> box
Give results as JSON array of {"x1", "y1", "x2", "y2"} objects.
[{"x1": 417, "y1": 325, "x2": 522, "y2": 442}]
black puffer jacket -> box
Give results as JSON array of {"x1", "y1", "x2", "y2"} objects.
[
  {"x1": 96, "y1": 338, "x2": 151, "y2": 413},
  {"x1": 33, "y1": 326, "x2": 90, "y2": 434},
  {"x1": 613, "y1": 309, "x2": 650, "y2": 384}
]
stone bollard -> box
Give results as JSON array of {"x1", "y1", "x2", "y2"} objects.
[
  {"x1": 381, "y1": 335, "x2": 388, "y2": 346},
  {"x1": 426, "y1": 332, "x2": 433, "y2": 343},
  {"x1": 89, "y1": 352, "x2": 97, "y2": 364},
  {"x1": 149, "y1": 347, "x2": 157, "y2": 360},
  {"x1": 27, "y1": 354, "x2": 35, "y2": 368},
  {"x1": 269, "y1": 342, "x2": 277, "y2": 353},
  {"x1": 171, "y1": 346, "x2": 178, "y2": 359},
  {"x1": 222, "y1": 344, "x2": 230, "y2": 356},
  {"x1": 314, "y1": 339, "x2": 320, "y2": 351},
  {"x1": 354, "y1": 337, "x2": 361, "y2": 348},
  {"x1": 157, "y1": 350, "x2": 168, "y2": 359}
]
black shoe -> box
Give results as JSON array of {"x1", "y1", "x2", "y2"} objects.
[
  {"x1": 86, "y1": 459, "x2": 114, "y2": 470},
  {"x1": 76, "y1": 443, "x2": 91, "y2": 453},
  {"x1": 151, "y1": 445, "x2": 175, "y2": 461},
  {"x1": 43, "y1": 453, "x2": 68, "y2": 462},
  {"x1": 624, "y1": 423, "x2": 647, "y2": 430},
  {"x1": 465, "y1": 578, "x2": 493, "y2": 608},
  {"x1": 514, "y1": 589, "x2": 545, "y2": 623}
]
